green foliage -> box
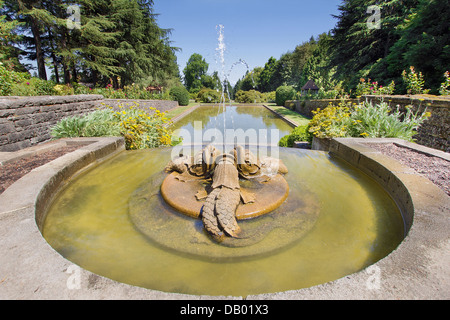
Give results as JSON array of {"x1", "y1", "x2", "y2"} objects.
[
  {"x1": 308, "y1": 101, "x2": 431, "y2": 141},
  {"x1": 346, "y1": 101, "x2": 431, "y2": 141},
  {"x1": 51, "y1": 109, "x2": 120, "y2": 139},
  {"x1": 114, "y1": 105, "x2": 174, "y2": 150},
  {"x1": 195, "y1": 87, "x2": 222, "y2": 103},
  {"x1": 0, "y1": 63, "x2": 27, "y2": 95},
  {"x1": 0, "y1": 0, "x2": 23, "y2": 70},
  {"x1": 439, "y1": 71, "x2": 450, "y2": 96},
  {"x1": 275, "y1": 86, "x2": 296, "y2": 106},
  {"x1": 183, "y1": 53, "x2": 209, "y2": 92},
  {"x1": 76, "y1": 84, "x2": 171, "y2": 100},
  {"x1": 51, "y1": 105, "x2": 175, "y2": 150},
  {"x1": 330, "y1": 0, "x2": 420, "y2": 90},
  {"x1": 259, "y1": 57, "x2": 279, "y2": 92},
  {"x1": 309, "y1": 102, "x2": 352, "y2": 139},
  {"x1": 355, "y1": 78, "x2": 396, "y2": 96},
  {"x1": 0, "y1": 63, "x2": 60, "y2": 96},
  {"x1": 278, "y1": 125, "x2": 312, "y2": 148},
  {"x1": 3, "y1": 0, "x2": 180, "y2": 87},
  {"x1": 402, "y1": 66, "x2": 430, "y2": 95},
  {"x1": 51, "y1": 115, "x2": 89, "y2": 138},
  {"x1": 385, "y1": 0, "x2": 450, "y2": 92},
  {"x1": 169, "y1": 86, "x2": 190, "y2": 106},
  {"x1": 235, "y1": 90, "x2": 264, "y2": 103}
]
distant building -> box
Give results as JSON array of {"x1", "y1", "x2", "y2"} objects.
[{"x1": 301, "y1": 80, "x2": 320, "y2": 95}]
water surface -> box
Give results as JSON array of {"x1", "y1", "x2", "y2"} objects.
[
  {"x1": 43, "y1": 147, "x2": 404, "y2": 296},
  {"x1": 171, "y1": 105, "x2": 294, "y2": 146}
]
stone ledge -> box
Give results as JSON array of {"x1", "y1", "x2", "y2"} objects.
[
  {"x1": 0, "y1": 138, "x2": 449, "y2": 299},
  {"x1": 249, "y1": 138, "x2": 449, "y2": 299},
  {"x1": 0, "y1": 95, "x2": 104, "y2": 110}
]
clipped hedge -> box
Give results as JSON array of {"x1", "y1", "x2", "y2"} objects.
[
  {"x1": 276, "y1": 86, "x2": 296, "y2": 106},
  {"x1": 278, "y1": 125, "x2": 312, "y2": 147},
  {"x1": 170, "y1": 86, "x2": 190, "y2": 106}
]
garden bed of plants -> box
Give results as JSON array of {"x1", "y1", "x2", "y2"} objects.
[{"x1": 278, "y1": 99, "x2": 431, "y2": 148}]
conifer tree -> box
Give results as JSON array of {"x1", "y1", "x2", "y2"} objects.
[
  {"x1": 330, "y1": 0, "x2": 419, "y2": 89},
  {"x1": 385, "y1": 0, "x2": 450, "y2": 92}
]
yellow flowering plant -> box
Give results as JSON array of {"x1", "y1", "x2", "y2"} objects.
[
  {"x1": 52, "y1": 103, "x2": 177, "y2": 150},
  {"x1": 113, "y1": 104, "x2": 174, "y2": 150},
  {"x1": 308, "y1": 102, "x2": 352, "y2": 139}
]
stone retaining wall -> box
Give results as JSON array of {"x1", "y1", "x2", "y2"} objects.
[
  {"x1": 285, "y1": 98, "x2": 358, "y2": 118},
  {"x1": 0, "y1": 95, "x2": 179, "y2": 152},
  {"x1": 364, "y1": 95, "x2": 449, "y2": 153},
  {"x1": 286, "y1": 95, "x2": 450, "y2": 152}
]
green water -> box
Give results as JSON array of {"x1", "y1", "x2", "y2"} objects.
[
  {"x1": 42, "y1": 147, "x2": 404, "y2": 296},
  {"x1": 171, "y1": 105, "x2": 294, "y2": 146}
]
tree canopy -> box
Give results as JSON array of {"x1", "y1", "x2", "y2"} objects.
[
  {"x1": 0, "y1": 0, "x2": 180, "y2": 87},
  {"x1": 233, "y1": 0, "x2": 448, "y2": 95}
]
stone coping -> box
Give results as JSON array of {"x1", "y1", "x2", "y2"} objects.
[
  {"x1": 0, "y1": 137, "x2": 448, "y2": 299},
  {"x1": 0, "y1": 95, "x2": 104, "y2": 109}
]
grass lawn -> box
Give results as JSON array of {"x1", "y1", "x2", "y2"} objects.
[
  {"x1": 164, "y1": 102, "x2": 198, "y2": 120},
  {"x1": 265, "y1": 103, "x2": 311, "y2": 127}
]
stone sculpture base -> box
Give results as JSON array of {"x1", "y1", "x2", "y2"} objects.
[
  {"x1": 129, "y1": 172, "x2": 320, "y2": 261},
  {"x1": 160, "y1": 172, "x2": 289, "y2": 220}
]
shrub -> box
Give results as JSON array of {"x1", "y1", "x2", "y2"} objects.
[
  {"x1": 53, "y1": 84, "x2": 74, "y2": 96},
  {"x1": 235, "y1": 90, "x2": 263, "y2": 103},
  {"x1": 51, "y1": 104, "x2": 175, "y2": 150},
  {"x1": 51, "y1": 115, "x2": 89, "y2": 138},
  {"x1": 346, "y1": 101, "x2": 431, "y2": 141},
  {"x1": 170, "y1": 86, "x2": 190, "y2": 106},
  {"x1": 262, "y1": 91, "x2": 276, "y2": 103},
  {"x1": 114, "y1": 105, "x2": 174, "y2": 150},
  {"x1": 279, "y1": 125, "x2": 312, "y2": 147},
  {"x1": 0, "y1": 63, "x2": 30, "y2": 96},
  {"x1": 309, "y1": 102, "x2": 352, "y2": 139},
  {"x1": 308, "y1": 101, "x2": 431, "y2": 141},
  {"x1": 355, "y1": 78, "x2": 395, "y2": 96},
  {"x1": 439, "y1": 71, "x2": 450, "y2": 96},
  {"x1": 402, "y1": 66, "x2": 430, "y2": 95},
  {"x1": 275, "y1": 86, "x2": 296, "y2": 106},
  {"x1": 195, "y1": 87, "x2": 222, "y2": 103},
  {"x1": 10, "y1": 77, "x2": 57, "y2": 96}
]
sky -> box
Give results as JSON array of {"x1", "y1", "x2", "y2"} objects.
[{"x1": 153, "y1": 0, "x2": 342, "y2": 85}]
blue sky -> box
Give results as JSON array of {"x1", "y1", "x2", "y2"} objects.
[{"x1": 153, "y1": 0, "x2": 342, "y2": 85}]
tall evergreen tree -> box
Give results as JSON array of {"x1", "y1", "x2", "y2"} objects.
[
  {"x1": 14, "y1": 0, "x2": 61, "y2": 80},
  {"x1": 330, "y1": 0, "x2": 419, "y2": 89},
  {"x1": 0, "y1": 0, "x2": 24, "y2": 70},
  {"x1": 300, "y1": 33, "x2": 337, "y2": 91},
  {"x1": 385, "y1": 0, "x2": 450, "y2": 92}
]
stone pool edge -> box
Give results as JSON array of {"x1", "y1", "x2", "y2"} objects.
[
  {"x1": 0, "y1": 137, "x2": 448, "y2": 300},
  {"x1": 0, "y1": 137, "x2": 229, "y2": 300},
  {"x1": 249, "y1": 138, "x2": 450, "y2": 300}
]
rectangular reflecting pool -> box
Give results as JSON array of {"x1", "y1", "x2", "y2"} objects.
[{"x1": 170, "y1": 104, "x2": 294, "y2": 147}]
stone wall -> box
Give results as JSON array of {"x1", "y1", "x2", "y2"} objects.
[
  {"x1": 286, "y1": 95, "x2": 450, "y2": 153},
  {"x1": 0, "y1": 95, "x2": 179, "y2": 152},
  {"x1": 285, "y1": 99, "x2": 359, "y2": 118},
  {"x1": 363, "y1": 95, "x2": 449, "y2": 153}
]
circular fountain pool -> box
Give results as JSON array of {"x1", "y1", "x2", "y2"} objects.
[{"x1": 42, "y1": 147, "x2": 404, "y2": 296}]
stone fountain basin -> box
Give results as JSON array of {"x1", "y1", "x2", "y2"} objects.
[{"x1": 0, "y1": 137, "x2": 448, "y2": 299}]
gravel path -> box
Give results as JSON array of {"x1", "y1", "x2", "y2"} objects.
[{"x1": 367, "y1": 143, "x2": 450, "y2": 196}]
